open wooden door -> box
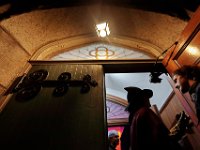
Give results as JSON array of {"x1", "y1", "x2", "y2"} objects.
[
  {"x1": 162, "y1": 6, "x2": 200, "y2": 74},
  {"x1": 0, "y1": 62, "x2": 107, "y2": 150},
  {"x1": 162, "y1": 6, "x2": 200, "y2": 128}
]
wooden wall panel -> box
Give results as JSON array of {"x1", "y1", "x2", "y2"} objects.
[
  {"x1": 160, "y1": 93, "x2": 184, "y2": 129},
  {"x1": 162, "y1": 6, "x2": 200, "y2": 75},
  {"x1": 0, "y1": 63, "x2": 107, "y2": 150},
  {"x1": 160, "y1": 92, "x2": 200, "y2": 150}
]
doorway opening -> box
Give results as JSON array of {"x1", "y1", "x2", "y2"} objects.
[{"x1": 105, "y1": 72, "x2": 173, "y2": 150}]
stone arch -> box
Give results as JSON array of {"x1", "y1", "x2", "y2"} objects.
[{"x1": 31, "y1": 34, "x2": 162, "y2": 60}]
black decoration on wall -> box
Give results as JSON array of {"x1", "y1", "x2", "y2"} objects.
[
  {"x1": 12, "y1": 70, "x2": 98, "y2": 100},
  {"x1": 15, "y1": 84, "x2": 42, "y2": 101}
]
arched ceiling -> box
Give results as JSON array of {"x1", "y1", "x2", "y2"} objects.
[
  {"x1": 0, "y1": 0, "x2": 199, "y2": 106},
  {"x1": 0, "y1": 1, "x2": 198, "y2": 58},
  {"x1": 31, "y1": 36, "x2": 162, "y2": 60}
]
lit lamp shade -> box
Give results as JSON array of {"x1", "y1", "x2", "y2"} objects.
[{"x1": 96, "y1": 22, "x2": 110, "y2": 37}]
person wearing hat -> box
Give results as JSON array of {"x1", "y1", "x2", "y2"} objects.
[
  {"x1": 108, "y1": 130, "x2": 120, "y2": 150},
  {"x1": 120, "y1": 86, "x2": 182, "y2": 150}
]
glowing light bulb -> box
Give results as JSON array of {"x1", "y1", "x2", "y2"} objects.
[{"x1": 96, "y1": 22, "x2": 110, "y2": 38}]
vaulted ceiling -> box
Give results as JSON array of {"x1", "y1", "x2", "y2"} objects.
[
  {"x1": 1, "y1": 1, "x2": 198, "y2": 57},
  {"x1": 0, "y1": 1, "x2": 199, "y2": 111}
]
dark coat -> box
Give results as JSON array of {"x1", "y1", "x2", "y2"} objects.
[{"x1": 121, "y1": 107, "x2": 182, "y2": 150}]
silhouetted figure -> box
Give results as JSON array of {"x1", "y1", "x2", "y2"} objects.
[{"x1": 120, "y1": 86, "x2": 182, "y2": 150}]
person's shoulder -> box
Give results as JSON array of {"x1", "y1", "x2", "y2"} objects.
[
  {"x1": 135, "y1": 107, "x2": 149, "y2": 115},
  {"x1": 136, "y1": 107, "x2": 158, "y2": 117}
]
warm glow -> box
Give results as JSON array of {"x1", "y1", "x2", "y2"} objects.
[
  {"x1": 108, "y1": 126, "x2": 124, "y2": 150},
  {"x1": 188, "y1": 47, "x2": 200, "y2": 56},
  {"x1": 96, "y1": 22, "x2": 110, "y2": 37},
  {"x1": 100, "y1": 30, "x2": 107, "y2": 37},
  {"x1": 96, "y1": 22, "x2": 107, "y2": 30}
]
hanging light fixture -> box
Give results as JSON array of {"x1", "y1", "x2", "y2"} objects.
[{"x1": 96, "y1": 22, "x2": 110, "y2": 38}]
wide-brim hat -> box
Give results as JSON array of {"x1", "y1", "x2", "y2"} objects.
[{"x1": 124, "y1": 86, "x2": 153, "y2": 110}]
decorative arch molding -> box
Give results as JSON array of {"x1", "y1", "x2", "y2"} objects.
[
  {"x1": 106, "y1": 94, "x2": 129, "y2": 125},
  {"x1": 30, "y1": 34, "x2": 162, "y2": 60},
  {"x1": 106, "y1": 94, "x2": 128, "y2": 106}
]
